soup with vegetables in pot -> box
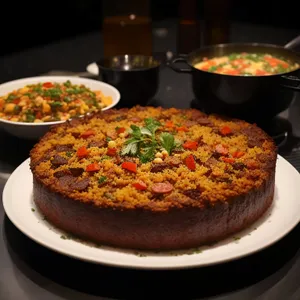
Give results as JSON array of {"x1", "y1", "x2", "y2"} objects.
[
  {"x1": 0, "y1": 81, "x2": 113, "y2": 123},
  {"x1": 194, "y1": 53, "x2": 299, "y2": 76}
]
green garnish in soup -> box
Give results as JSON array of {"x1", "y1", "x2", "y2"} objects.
[{"x1": 194, "y1": 53, "x2": 299, "y2": 76}]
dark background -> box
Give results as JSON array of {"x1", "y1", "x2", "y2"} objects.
[{"x1": 1, "y1": 0, "x2": 299, "y2": 56}]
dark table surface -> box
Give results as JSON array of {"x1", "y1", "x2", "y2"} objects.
[{"x1": 1, "y1": 20, "x2": 300, "y2": 300}]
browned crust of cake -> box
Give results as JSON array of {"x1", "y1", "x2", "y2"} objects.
[
  {"x1": 33, "y1": 172, "x2": 274, "y2": 250},
  {"x1": 30, "y1": 106, "x2": 277, "y2": 250}
]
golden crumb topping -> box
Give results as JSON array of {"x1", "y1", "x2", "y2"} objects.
[{"x1": 30, "y1": 106, "x2": 277, "y2": 211}]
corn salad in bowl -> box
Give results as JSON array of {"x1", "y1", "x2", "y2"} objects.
[
  {"x1": 0, "y1": 80, "x2": 113, "y2": 123},
  {"x1": 0, "y1": 76, "x2": 120, "y2": 140}
]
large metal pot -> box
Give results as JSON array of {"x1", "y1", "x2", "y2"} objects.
[{"x1": 169, "y1": 36, "x2": 300, "y2": 125}]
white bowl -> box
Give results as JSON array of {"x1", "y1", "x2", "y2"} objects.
[{"x1": 0, "y1": 76, "x2": 120, "y2": 140}]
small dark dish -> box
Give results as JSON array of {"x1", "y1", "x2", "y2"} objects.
[
  {"x1": 169, "y1": 35, "x2": 300, "y2": 124},
  {"x1": 96, "y1": 55, "x2": 161, "y2": 107}
]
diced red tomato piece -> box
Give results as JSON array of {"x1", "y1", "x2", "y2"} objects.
[
  {"x1": 43, "y1": 82, "x2": 54, "y2": 88},
  {"x1": 185, "y1": 154, "x2": 196, "y2": 171},
  {"x1": 116, "y1": 127, "x2": 126, "y2": 134},
  {"x1": 77, "y1": 146, "x2": 88, "y2": 158},
  {"x1": 177, "y1": 126, "x2": 189, "y2": 132},
  {"x1": 165, "y1": 121, "x2": 174, "y2": 128},
  {"x1": 222, "y1": 157, "x2": 235, "y2": 163},
  {"x1": 122, "y1": 161, "x2": 137, "y2": 173},
  {"x1": 132, "y1": 180, "x2": 147, "y2": 190},
  {"x1": 35, "y1": 111, "x2": 42, "y2": 119},
  {"x1": 86, "y1": 163, "x2": 101, "y2": 172},
  {"x1": 220, "y1": 125, "x2": 232, "y2": 135},
  {"x1": 224, "y1": 69, "x2": 240, "y2": 75},
  {"x1": 246, "y1": 159, "x2": 259, "y2": 169},
  {"x1": 80, "y1": 129, "x2": 95, "y2": 139},
  {"x1": 233, "y1": 151, "x2": 245, "y2": 158},
  {"x1": 183, "y1": 141, "x2": 198, "y2": 150},
  {"x1": 255, "y1": 69, "x2": 268, "y2": 76},
  {"x1": 107, "y1": 148, "x2": 117, "y2": 156},
  {"x1": 13, "y1": 98, "x2": 20, "y2": 104}
]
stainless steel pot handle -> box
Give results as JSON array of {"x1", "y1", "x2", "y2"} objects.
[
  {"x1": 284, "y1": 35, "x2": 300, "y2": 49},
  {"x1": 168, "y1": 55, "x2": 192, "y2": 73},
  {"x1": 280, "y1": 75, "x2": 300, "y2": 92}
]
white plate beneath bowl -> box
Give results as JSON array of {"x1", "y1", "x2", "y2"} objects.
[
  {"x1": 0, "y1": 76, "x2": 120, "y2": 140},
  {"x1": 3, "y1": 155, "x2": 300, "y2": 270}
]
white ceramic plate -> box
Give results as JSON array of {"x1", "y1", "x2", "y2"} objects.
[
  {"x1": 3, "y1": 155, "x2": 300, "y2": 270},
  {"x1": 0, "y1": 76, "x2": 120, "y2": 140}
]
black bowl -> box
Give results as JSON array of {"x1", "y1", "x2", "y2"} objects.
[{"x1": 96, "y1": 55, "x2": 161, "y2": 107}]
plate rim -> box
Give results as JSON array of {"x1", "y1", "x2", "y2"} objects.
[{"x1": 3, "y1": 155, "x2": 300, "y2": 270}]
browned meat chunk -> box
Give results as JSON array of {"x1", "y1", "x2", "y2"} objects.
[
  {"x1": 183, "y1": 189, "x2": 202, "y2": 200},
  {"x1": 232, "y1": 162, "x2": 246, "y2": 170},
  {"x1": 54, "y1": 170, "x2": 71, "y2": 178},
  {"x1": 88, "y1": 141, "x2": 106, "y2": 148},
  {"x1": 70, "y1": 178, "x2": 90, "y2": 191},
  {"x1": 58, "y1": 175, "x2": 90, "y2": 191},
  {"x1": 56, "y1": 144, "x2": 74, "y2": 152},
  {"x1": 241, "y1": 127, "x2": 266, "y2": 148},
  {"x1": 151, "y1": 163, "x2": 169, "y2": 173},
  {"x1": 69, "y1": 167, "x2": 84, "y2": 177},
  {"x1": 51, "y1": 155, "x2": 68, "y2": 166}
]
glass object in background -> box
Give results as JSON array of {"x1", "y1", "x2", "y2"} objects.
[
  {"x1": 203, "y1": 0, "x2": 231, "y2": 45},
  {"x1": 177, "y1": 0, "x2": 201, "y2": 54},
  {"x1": 102, "y1": 0, "x2": 152, "y2": 58}
]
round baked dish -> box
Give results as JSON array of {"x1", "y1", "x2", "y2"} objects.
[{"x1": 30, "y1": 106, "x2": 277, "y2": 251}]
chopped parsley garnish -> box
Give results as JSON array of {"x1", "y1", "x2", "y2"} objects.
[
  {"x1": 160, "y1": 132, "x2": 175, "y2": 155},
  {"x1": 98, "y1": 176, "x2": 107, "y2": 184},
  {"x1": 106, "y1": 137, "x2": 112, "y2": 142},
  {"x1": 121, "y1": 118, "x2": 180, "y2": 162},
  {"x1": 66, "y1": 151, "x2": 73, "y2": 157}
]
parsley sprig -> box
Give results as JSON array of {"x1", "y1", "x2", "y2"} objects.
[{"x1": 121, "y1": 118, "x2": 181, "y2": 162}]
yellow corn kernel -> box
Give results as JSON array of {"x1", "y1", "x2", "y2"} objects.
[
  {"x1": 153, "y1": 158, "x2": 163, "y2": 163},
  {"x1": 18, "y1": 100, "x2": 27, "y2": 107},
  {"x1": 42, "y1": 103, "x2": 51, "y2": 113},
  {"x1": 108, "y1": 141, "x2": 116, "y2": 148},
  {"x1": 82, "y1": 103, "x2": 89, "y2": 111},
  {"x1": 34, "y1": 96, "x2": 44, "y2": 106},
  {"x1": 155, "y1": 152, "x2": 163, "y2": 158},
  {"x1": 34, "y1": 119, "x2": 43, "y2": 123},
  {"x1": 161, "y1": 150, "x2": 169, "y2": 157},
  {"x1": 19, "y1": 87, "x2": 29, "y2": 93},
  {"x1": 79, "y1": 107, "x2": 85, "y2": 115},
  {"x1": 4, "y1": 103, "x2": 16, "y2": 113},
  {"x1": 42, "y1": 116, "x2": 52, "y2": 122},
  {"x1": 61, "y1": 102, "x2": 68, "y2": 112},
  {"x1": 10, "y1": 117, "x2": 19, "y2": 122}
]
